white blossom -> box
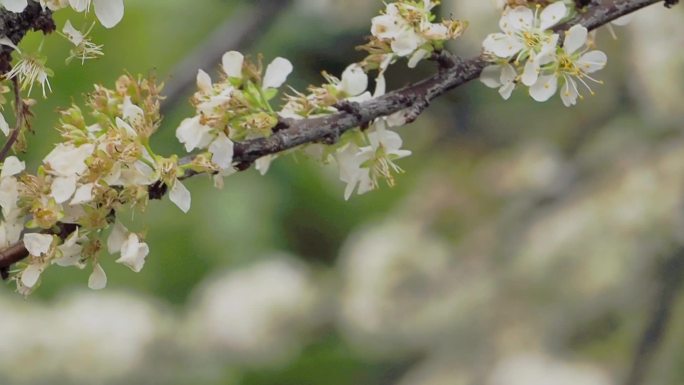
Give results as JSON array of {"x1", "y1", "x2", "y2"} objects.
[
  {"x1": 24, "y1": 233, "x2": 53, "y2": 257},
  {"x1": 115, "y1": 233, "x2": 149, "y2": 273},
  {"x1": 480, "y1": 63, "x2": 518, "y2": 100},
  {"x1": 88, "y1": 263, "x2": 107, "y2": 289},
  {"x1": 263, "y1": 57, "x2": 294, "y2": 89},
  {"x1": 169, "y1": 179, "x2": 191, "y2": 213},
  {"x1": 176, "y1": 115, "x2": 213, "y2": 153},
  {"x1": 529, "y1": 25, "x2": 607, "y2": 106}
]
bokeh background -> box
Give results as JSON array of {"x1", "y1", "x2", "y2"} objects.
[{"x1": 1, "y1": 1, "x2": 684, "y2": 384}]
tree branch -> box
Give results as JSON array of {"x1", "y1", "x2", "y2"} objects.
[
  {"x1": 228, "y1": 0, "x2": 668, "y2": 167},
  {"x1": 0, "y1": 0, "x2": 675, "y2": 275}
]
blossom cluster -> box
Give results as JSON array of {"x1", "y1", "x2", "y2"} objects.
[
  {"x1": 480, "y1": 1, "x2": 608, "y2": 106},
  {"x1": 0, "y1": 74, "x2": 178, "y2": 294},
  {"x1": 361, "y1": 0, "x2": 467, "y2": 71},
  {"x1": 175, "y1": 1, "x2": 465, "y2": 201}
]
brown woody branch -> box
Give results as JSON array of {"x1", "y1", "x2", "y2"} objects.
[
  {"x1": 229, "y1": 0, "x2": 669, "y2": 168},
  {"x1": 0, "y1": 0, "x2": 675, "y2": 274}
]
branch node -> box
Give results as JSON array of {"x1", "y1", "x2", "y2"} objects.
[{"x1": 148, "y1": 181, "x2": 168, "y2": 200}]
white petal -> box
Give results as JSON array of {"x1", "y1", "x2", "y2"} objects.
[
  {"x1": 51, "y1": 175, "x2": 78, "y2": 204},
  {"x1": 262, "y1": 57, "x2": 293, "y2": 89},
  {"x1": 0, "y1": 112, "x2": 9, "y2": 136},
  {"x1": 115, "y1": 117, "x2": 137, "y2": 137},
  {"x1": 537, "y1": 34, "x2": 559, "y2": 64},
  {"x1": 408, "y1": 48, "x2": 429, "y2": 69},
  {"x1": 390, "y1": 29, "x2": 423, "y2": 57},
  {"x1": 68, "y1": 0, "x2": 88, "y2": 12},
  {"x1": 0, "y1": 177, "x2": 19, "y2": 214},
  {"x1": 500, "y1": 64, "x2": 517, "y2": 84},
  {"x1": 371, "y1": 14, "x2": 403, "y2": 39},
  {"x1": 508, "y1": 6, "x2": 534, "y2": 31},
  {"x1": 55, "y1": 236, "x2": 84, "y2": 267},
  {"x1": 521, "y1": 59, "x2": 540, "y2": 86},
  {"x1": 577, "y1": 50, "x2": 607, "y2": 73},
  {"x1": 116, "y1": 233, "x2": 149, "y2": 273},
  {"x1": 482, "y1": 33, "x2": 523, "y2": 58},
  {"x1": 169, "y1": 180, "x2": 191, "y2": 213},
  {"x1": 2, "y1": 0, "x2": 28, "y2": 12},
  {"x1": 122, "y1": 97, "x2": 145, "y2": 127},
  {"x1": 529, "y1": 74, "x2": 558, "y2": 102},
  {"x1": 43, "y1": 143, "x2": 94, "y2": 177},
  {"x1": 374, "y1": 72, "x2": 386, "y2": 98},
  {"x1": 563, "y1": 25, "x2": 587, "y2": 55},
  {"x1": 0, "y1": 36, "x2": 19, "y2": 52},
  {"x1": 255, "y1": 155, "x2": 273, "y2": 176},
  {"x1": 70, "y1": 183, "x2": 94, "y2": 205},
  {"x1": 480, "y1": 65, "x2": 503, "y2": 88},
  {"x1": 499, "y1": 82, "x2": 515, "y2": 100},
  {"x1": 1, "y1": 156, "x2": 25, "y2": 179},
  {"x1": 24, "y1": 233, "x2": 53, "y2": 256},
  {"x1": 196, "y1": 69, "x2": 213, "y2": 93},
  {"x1": 21, "y1": 264, "x2": 43, "y2": 288},
  {"x1": 222, "y1": 51, "x2": 244, "y2": 78},
  {"x1": 176, "y1": 116, "x2": 213, "y2": 152},
  {"x1": 340, "y1": 64, "x2": 368, "y2": 96},
  {"x1": 88, "y1": 264, "x2": 107, "y2": 290},
  {"x1": 539, "y1": 2, "x2": 567, "y2": 30},
  {"x1": 107, "y1": 221, "x2": 128, "y2": 254},
  {"x1": 93, "y1": 0, "x2": 124, "y2": 28},
  {"x1": 209, "y1": 133, "x2": 234, "y2": 170},
  {"x1": 62, "y1": 20, "x2": 84, "y2": 45}
]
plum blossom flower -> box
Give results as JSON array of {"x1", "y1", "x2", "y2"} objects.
[
  {"x1": 335, "y1": 120, "x2": 411, "y2": 200},
  {"x1": 21, "y1": 233, "x2": 54, "y2": 288},
  {"x1": 6, "y1": 52, "x2": 54, "y2": 97},
  {"x1": 483, "y1": 3, "x2": 567, "y2": 85},
  {"x1": 338, "y1": 64, "x2": 369, "y2": 100},
  {"x1": 176, "y1": 114, "x2": 234, "y2": 172},
  {"x1": 54, "y1": 229, "x2": 85, "y2": 267},
  {"x1": 43, "y1": 143, "x2": 95, "y2": 204},
  {"x1": 480, "y1": 63, "x2": 518, "y2": 100},
  {"x1": 529, "y1": 25, "x2": 607, "y2": 106},
  {"x1": 107, "y1": 222, "x2": 149, "y2": 273},
  {"x1": 370, "y1": 0, "x2": 465, "y2": 68},
  {"x1": 62, "y1": 20, "x2": 104, "y2": 64}
]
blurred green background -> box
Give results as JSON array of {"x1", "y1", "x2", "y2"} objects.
[{"x1": 1, "y1": 1, "x2": 684, "y2": 384}]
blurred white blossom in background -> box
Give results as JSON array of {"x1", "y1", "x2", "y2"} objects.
[
  {"x1": 338, "y1": 221, "x2": 495, "y2": 356},
  {"x1": 0, "y1": 292, "x2": 163, "y2": 384},
  {"x1": 488, "y1": 353, "x2": 612, "y2": 385},
  {"x1": 183, "y1": 256, "x2": 322, "y2": 366}
]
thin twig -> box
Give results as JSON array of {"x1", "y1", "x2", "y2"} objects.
[
  {"x1": 624, "y1": 250, "x2": 684, "y2": 385},
  {"x1": 0, "y1": 77, "x2": 24, "y2": 162}
]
